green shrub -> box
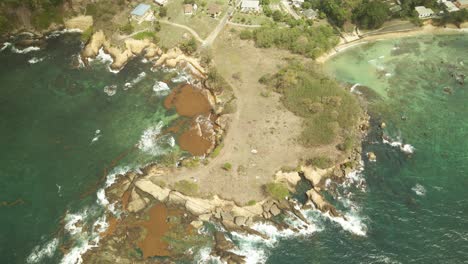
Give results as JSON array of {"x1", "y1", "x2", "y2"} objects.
[
  {"x1": 210, "y1": 143, "x2": 224, "y2": 158},
  {"x1": 80, "y1": 26, "x2": 94, "y2": 43},
  {"x1": 265, "y1": 182, "x2": 289, "y2": 200},
  {"x1": 180, "y1": 37, "x2": 197, "y2": 55},
  {"x1": 222, "y1": 163, "x2": 232, "y2": 171},
  {"x1": 173, "y1": 180, "x2": 199, "y2": 196},
  {"x1": 247, "y1": 200, "x2": 257, "y2": 206}
]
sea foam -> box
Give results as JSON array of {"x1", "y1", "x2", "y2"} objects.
[
  {"x1": 383, "y1": 136, "x2": 415, "y2": 154},
  {"x1": 28, "y1": 57, "x2": 45, "y2": 64},
  {"x1": 26, "y1": 238, "x2": 59, "y2": 264}
]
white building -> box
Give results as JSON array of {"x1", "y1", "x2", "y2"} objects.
[
  {"x1": 443, "y1": 1, "x2": 460, "y2": 12},
  {"x1": 154, "y1": 0, "x2": 167, "y2": 6},
  {"x1": 241, "y1": 0, "x2": 260, "y2": 13},
  {"x1": 415, "y1": 6, "x2": 434, "y2": 18}
]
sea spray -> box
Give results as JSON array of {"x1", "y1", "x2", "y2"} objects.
[
  {"x1": 26, "y1": 238, "x2": 59, "y2": 264},
  {"x1": 382, "y1": 136, "x2": 415, "y2": 154}
]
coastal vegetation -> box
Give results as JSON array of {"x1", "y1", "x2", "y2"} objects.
[
  {"x1": 261, "y1": 62, "x2": 362, "y2": 147},
  {"x1": 264, "y1": 182, "x2": 289, "y2": 200},
  {"x1": 246, "y1": 25, "x2": 339, "y2": 59}
]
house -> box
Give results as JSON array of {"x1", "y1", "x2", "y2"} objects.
[
  {"x1": 443, "y1": 1, "x2": 460, "y2": 12},
  {"x1": 207, "y1": 3, "x2": 222, "y2": 18},
  {"x1": 154, "y1": 0, "x2": 167, "y2": 6},
  {"x1": 292, "y1": 0, "x2": 304, "y2": 8},
  {"x1": 303, "y1": 9, "x2": 318, "y2": 20},
  {"x1": 131, "y1": 4, "x2": 153, "y2": 22},
  {"x1": 241, "y1": 0, "x2": 260, "y2": 13},
  {"x1": 457, "y1": 0, "x2": 468, "y2": 9},
  {"x1": 415, "y1": 6, "x2": 434, "y2": 18},
  {"x1": 184, "y1": 4, "x2": 194, "y2": 15}
]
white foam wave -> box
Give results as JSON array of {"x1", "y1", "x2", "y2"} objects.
[
  {"x1": 103, "y1": 85, "x2": 117, "y2": 96},
  {"x1": 47, "y1": 28, "x2": 83, "y2": 39},
  {"x1": 153, "y1": 81, "x2": 170, "y2": 96},
  {"x1": 26, "y1": 238, "x2": 59, "y2": 264},
  {"x1": 28, "y1": 57, "x2": 45, "y2": 64},
  {"x1": 11, "y1": 46, "x2": 40, "y2": 54},
  {"x1": 195, "y1": 247, "x2": 224, "y2": 264},
  {"x1": 382, "y1": 136, "x2": 415, "y2": 154},
  {"x1": 171, "y1": 70, "x2": 191, "y2": 83},
  {"x1": 412, "y1": 183, "x2": 426, "y2": 196},
  {"x1": 1, "y1": 42, "x2": 11, "y2": 52},
  {"x1": 124, "y1": 72, "x2": 147, "y2": 89},
  {"x1": 323, "y1": 210, "x2": 367, "y2": 237},
  {"x1": 137, "y1": 122, "x2": 176, "y2": 155}
]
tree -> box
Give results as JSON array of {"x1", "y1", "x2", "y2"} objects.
[
  {"x1": 154, "y1": 21, "x2": 161, "y2": 32},
  {"x1": 180, "y1": 37, "x2": 197, "y2": 54},
  {"x1": 353, "y1": 0, "x2": 389, "y2": 29},
  {"x1": 272, "y1": 10, "x2": 283, "y2": 22},
  {"x1": 0, "y1": 15, "x2": 10, "y2": 35},
  {"x1": 159, "y1": 6, "x2": 167, "y2": 17}
]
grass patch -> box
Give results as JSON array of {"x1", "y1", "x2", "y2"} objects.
[
  {"x1": 264, "y1": 182, "x2": 289, "y2": 200},
  {"x1": 306, "y1": 156, "x2": 333, "y2": 169},
  {"x1": 132, "y1": 31, "x2": 158, "y2": 42},
  {"x1": 181, "y1": 157, "x2": 200, "y2": 168},
  {"x1": 173, "y1": 180, "x2": 199, "y2": 196},
  {"x1": 80, "y1": 26, "x2": 94, "y2": 43}
]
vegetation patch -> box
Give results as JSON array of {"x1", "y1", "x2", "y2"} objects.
[
  {"x1": 133, "y1": 31, "x2": 159, "y2": 42},
  {"x1": 263, "y1": 62, "x2": 362, "y2": 147},
  {"x1": 265, "y1": 182, "x2": 289, "y2": 200},
  {"x1": 306, "y1": 156, "x2": 333, "y2": 169},
  {"x1": 173, "y1": 180, "x2": 199, "y2": 196},
  {"x1": 222, "y1": 162, "x2": 232, "y2": 171},
  {"x1": 252, "y1": 25, "x2": 339, "y2": 59}
]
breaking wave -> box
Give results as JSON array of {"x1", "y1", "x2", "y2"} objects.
[
  {"x1": 28, "y1": 57, "x2": 45, "y2": 64},
  {"x1": 412, "y1": 183, "x2": 426, "y2": 196},
  {"x1": 383, "y1": 136, "x2": 415, "y2": 154},
  {"x1": 124, "y1": 72, "x2": 146, "y2": 89},
  {"x1": 137, "y1": 122, "x2": 174, "y2": 156},
  {"x1": 26, "y1": 238, "x2": 59, "y2": 264},
  {"x1": 11, "y1": 46, "x2": 40, "y2": 54}
]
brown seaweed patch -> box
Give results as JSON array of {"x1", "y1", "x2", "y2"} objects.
[
  {"x1": 138, "y1": 203, "x2": 171, "y2": 258},
  {"x1": 164, "y1": 84, "x2": 212, "y2": 117}
]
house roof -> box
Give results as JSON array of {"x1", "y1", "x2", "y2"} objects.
[
  {"x1": 303, "y1": 9, "x2": 318, "y2": 18},
  {"x1": 241, "y1": 0, "x2": 260, "y2": 8},
  {"x1": 131, "y1": 4, "x2": 151, "y2": 16},
  {"x1": 444, "y1": 1, "x2": 459, "y2": 11},
  {"x1": 415, "y1": 6, "x2": 434, "y2": 15},
  {"x1": 208, "y1": 4, "x2": 221, "y2": 14},
  {"x1": 184, "y1": 4, "x2": 193, "y2": 13}
]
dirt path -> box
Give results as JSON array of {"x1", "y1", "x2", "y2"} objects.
[
  {"x1": 227, "y1": 22, "x2": 262, "y2": 28},
  {"x1": 202, "y1": 9, "x2": 232, "y2": 47},
  {"x1": 158, "y1": 20, "x2": 204, "y2": 42}
]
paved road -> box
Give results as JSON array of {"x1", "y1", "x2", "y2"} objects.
[
  {"x1": 202, "y1": 7, "x2": 233, "y2": 47},
  {"x1": 280, "y1": 0, "x2": 300, "y2": 20}
]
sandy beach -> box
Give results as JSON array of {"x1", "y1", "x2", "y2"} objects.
[{"x1": 317, "y1": 23, "x2": 468, "y2": 63}]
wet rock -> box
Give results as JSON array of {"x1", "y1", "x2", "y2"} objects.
[
  {"x1": 332, "y1": 167, "x2": 345, "y2": 178},
  {"x1": 306, "y1": 189, "x2": 341, "y2": 217},
  {"x1": 367, "y1": 152, "x2": 377, "y2": 162}
]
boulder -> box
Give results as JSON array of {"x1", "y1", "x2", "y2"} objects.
[
  {"x1": 184, "y1": 197, "x2": 215, "y2": 216},
  {"x1": 275, "y1": 171, "x2": 301, "y2": 188},
  {"x1": 301, "y1": 165, "x2": 331, "y2": 186},
  {"x1": 81, "y1": 30, "x2": 106, "y2": 58},
  {"x1": 134, "y1": 178, "x2": 170, "y2": 202},
  {"x1": 234, "y1": 216, "x2": 247, "y2": 226},
  {"x1": 306, "y1": 188, "x2": 340, "y2": 217},
  {"x1": 262, "y1": 211, "x2": 271, "y2": 219},
  {"x1": 262, "y1": 200, "x2": 274, "y2": 213},
  {"x1": 367, "y1": 152, "x2": 377, "y2": 162},
  {"x1": 221, "y1": 211, "x2": 234, "y2": 222},
  {"x1": 190, "y1": 220, "x2": 203, "y2": 229},
  {"x1": 269, "y1": 204, "x2": 281, "y2": 216},
  {"x1": 199, "y1": 213, "x2": 211, "y2": 222},
  {"x1": 127, "y1": 189, "x2": 147, "y2": 213},
  {"x1": 167, "y1": 191, "x2": 187, "y2": 206},
  {"x1": 125, "y1": 38, "x2": 150, "y2": 55},
  {"x1": 214, "y1": 231, "x2": 235, "y2": 252},
  {"x1": 64, "y1": 15, "x2": 93, "y2": 31}
]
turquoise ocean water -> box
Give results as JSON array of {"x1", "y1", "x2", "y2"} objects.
[{"x1": 0, "y1": 33, "x2": 184, "y2": 263}]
